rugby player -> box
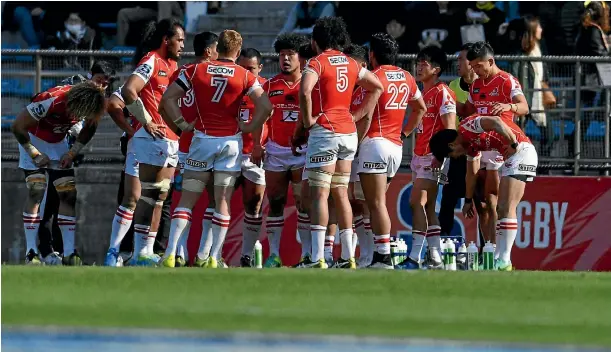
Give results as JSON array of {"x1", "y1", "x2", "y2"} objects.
[
  {"x1": 299, "y1": 17, "x2": 383, "y2": 268},
  {"x1": 12, "y1": 81, "x2": 106, "y2": 265},
  {"x1": 155, "y1": 31, "x2": 219, "y2": 267},
  {"x1": 343, "y1": 43, "x2": 374, "y2": 267},
  {"x1": 38, "y1": 61, "x2": 115, "y2": 265},
  {"x1": 399, "y1": 45, "x2": 456, "y2": 270},
  {"x1": 120, "y1": 19, "x2": 184, "y2": 266},
  {"x1": 256, "y1": 34, "x2": 310, "y2": 268},
  {"x1": 235, "y1": 48, "x2": 269, "y2": 268},
  {"x1": 458, "y1": 42, "x2": 529, "y2": 260},
  {"x1": 160, "y1": 30, "x2": 272, "y2": 268},
  {"x1": 430, "y1": 114, "x2": 538, "y2": 271},
  {"x1": 358, "y1": 34, "x2": 426, "y2": 269}
]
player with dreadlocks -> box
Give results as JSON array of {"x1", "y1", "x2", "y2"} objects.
[{"x1": 12, "y1": 81, "x2": 106, "y2": 265}]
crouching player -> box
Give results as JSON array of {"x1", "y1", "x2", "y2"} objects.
[
  {"x1": 429, "y1": 114, "x2": 538, "y2": 271},
  {"x1": 12, "y1": 82, "x2": 106, "y2": 265}
]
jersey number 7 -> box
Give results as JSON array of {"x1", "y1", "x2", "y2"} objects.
[{"x1": 211, "y1": 77, "x2": 228, "y2": 103}]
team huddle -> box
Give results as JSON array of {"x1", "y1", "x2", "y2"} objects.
[{"x1": 12, "y1": 17, "x2": 537, "y2": 271}]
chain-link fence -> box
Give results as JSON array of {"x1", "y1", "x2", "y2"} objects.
[{"x1": 2, "y1": 50, "x2": 610, "y2": 174}]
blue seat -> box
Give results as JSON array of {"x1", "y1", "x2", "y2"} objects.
[
  {"x1": 585, "y1": 121, "x2": 606, "y2": 139},
  {"x1": 112, "y1": 46, "x2": 136, "y2": 64},
  {"x1": 98, "y1": 22, "x2": 118, "y2": 30},
  {"x1": 42, "y1": 79, "x2": 57, "y2": 91},
  {"x1": 551, "y1": 120, "x2": 576, "y2": 137},
  {"x1": 524, "y1": 119, "x2": 541, "y2": 139},
  {"x1": 1, "y1": 43, "x2": 21, "y2": 62},
  {"x1": 1, "y1": 116, "x2": 16, "y2": 129},
  {"x1": 1, "y1": 78, "x2": 34, "y2": 97},
  {"x1": 14, "y1": 45, "x2": 38, "y2": 63}
]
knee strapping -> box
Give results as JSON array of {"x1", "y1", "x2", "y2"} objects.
[
  {"x1": 53, "y1": 176, "x2": 76, "y2": 193},
  {"x1": 182, "y1": 178, "x2": 206, "y2": 193},
  {"x1": 214, "y1": 171, "x2": 237, "y2": 187},
  {"x1": 25, "y1": 173, "x2": 47, "y2": 192},
  {"x1": 307, "y1": 170, "x2": 332, "y2": 188},
  {"x1": 331, "y1": 173, "x2": 350, "y2": 188},
  {"x1": 141, "y1": 179, "x2": 171, "y2": 193}
]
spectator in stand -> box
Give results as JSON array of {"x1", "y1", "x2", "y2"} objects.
[
  {"x1": 1, "y1": 3, "x2": 46, "y2": 46},
  {"x1": 401, "y1": 1, "x2": 466, "y2": 54},
  {"x1": 277, "y1": 1, "x2": 335, "y2": 37},
  {"x1": 463, "y1": 2, "x2": 506, "y2": 50},
  {"x1": 510, "y1": 16, "x2": 556, "y2": 156},
  {"x1": 117, "y1": 2, "x2": 185, "y2": 46},
  {"x1": 571, "y1": 0, "x2": 610, "y2": 157}
]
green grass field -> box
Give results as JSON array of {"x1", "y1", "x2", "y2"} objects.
[{"x1": 2, "y1": 267, "x2": 611, "y2": 347}]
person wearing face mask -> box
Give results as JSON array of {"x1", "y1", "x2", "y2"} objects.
[{"x1": 43, "y1": 12, "x2": 98, "y2": 69}]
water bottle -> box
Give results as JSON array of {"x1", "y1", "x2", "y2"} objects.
[
  {"x1": 442, "y1": 239, "x2": 450, "y2": 270},
  {"x1": 399, "y1": 239, "x2": 407, "y2": 263},
  {"x1": 467, "y1": 241, "x2": 479, "y2": 271},
  {"x1": 390, "y1": 238, "x2": 399, "y2": 266},
  {"x1": 483, "y1": 241, "x2": 494, "y2": 270},
  {"x1": 457, "y1": 242, "x2": 467, "y2": 270},
  {"x1": 447, "y1": 240, "x2": 456, "y2": 271},
  {"x1": 254, "y1": 240, "x2": 263, "y2": 269}
]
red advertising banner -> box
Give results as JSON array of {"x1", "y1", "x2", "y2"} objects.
[{"x1": 175, "y1": 174, "x2": 611, "y2": 271}]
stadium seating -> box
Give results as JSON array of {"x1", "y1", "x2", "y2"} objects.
[
  {"x1": 1, "y1": 115, "x2": 16, "y2": 130},
  {"x1": 524, "y1": 119, "x2": 541, "y2": 139},
  {"x1": 585, "y1": 121, "x2": 606, "y2": 139},
  {"x1": 111, "y1": 46, "x2": 136, "y2": 64}
]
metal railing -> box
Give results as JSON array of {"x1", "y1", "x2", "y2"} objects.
[{"x1": 1, "y1": 50, "x2": 610, "y2": 175}]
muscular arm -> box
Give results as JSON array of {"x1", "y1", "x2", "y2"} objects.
[
  {"x1": 352, "y1": 71, "x2": 383, "y2": 122},
  {"x1": 512, "y1": 94, "x2": 529, "y2": 116},
  {"x1": 75, "y1": 117, "x2": 99, "y2": 146},
  {"x1": 159, "y1": 82, "x2": 188, "y2": 131},
  {"x1": 107, "y1": 95, "x2": 135, "y2": 136},
  {"x1": 299, "y1": 72, "x2": 317, "y2": 128},
  {"x1": 479, "y1": 116, "x2": 518, "y2": 145},
  {"x1": 441, "y1": 111, "x2": 457, "y2": 130},
  {"x1": 401, "y1": 97, "x2": 427, "y2": 138},
  {"x1": 355, "y1": 109, "x2": 373, "y2": 143},
  {"x1": 457, "y1": 100, "x2": 476, "y2": 118},
  {"x1": 122, "y1": 74, "x2": 153, "y2": 125},
  {"x1": 465, "y1": 157, "x2": 480, "y2": 199},
  {"x1": 241, "y1": 88, "x2": 273, "y2": 133},
  {"x1": 11, "y1": 109, "x2": 38, "y2": 146}
]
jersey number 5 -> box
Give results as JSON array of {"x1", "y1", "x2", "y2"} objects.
[
  {"x1": 336, "y1": 67, "x2": 348, "y2": 92},
  {"x1": 385, "y1": 83, "x2": 409, "y2": 110},
  {"x1": 211, "y1": 77, "x2": 228, "y2": 103}
]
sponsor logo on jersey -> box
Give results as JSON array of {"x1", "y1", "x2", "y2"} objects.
[
  {"x1": 269, "y1": 90, "x2": 284, "y2": 97},
  {"x1": 207, "y1": 65, "x2": 235, "y2": 77},
  {"x1": 490, "y1": 87, "x2": 499, "y2": 96},
  {"x1": 385, "y1": 71, "x2": 406, "y2": 82},
  {"x1": 158, "y1": 70, "x2": 167, "y2": 77},
  {"x1": 363, "y1": 161, "x2": 386, "y2": 170},
  {"x1": 518, "y1": 164, "x2": 536, "y2": 172},
  {"x1": 310, "y1": 155, "x2": 335, "y2": 163},
  {"x1": 495, "y1": 156, "x2": 504, "y2": 163},
  {"x1": 135, "y1": 63, "x2": 152, "y2": 78},
  {"x1": 328, "y1": 55, "x2": 349, "y2": 65},
  {"x1": 186, "y1": 158, "x2": 207, "y2": 168},
  {"x1": 282, "y1": 110, "x2": 299, "y2": 122}
]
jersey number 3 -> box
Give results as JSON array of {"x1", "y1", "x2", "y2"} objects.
[
  {"x1": 385, "y1": 83, "x2": 409, "y2": 110},
  {"x1": 211, "y1": 77, "x2": 228, "y2": 103}
]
